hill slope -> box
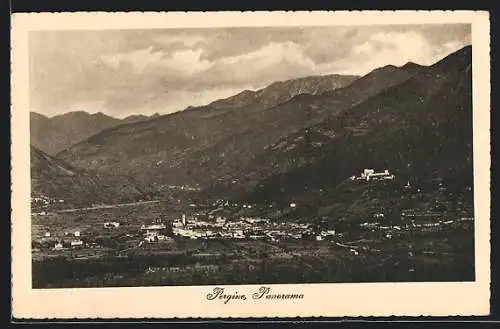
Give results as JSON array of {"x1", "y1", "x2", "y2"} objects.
[
  {"x1": 236, "y1": 46, "x2": 473, "y2": 209},
  {"x1": 31, "y1": 145, "x2": 146, "y2": 206},
  {"x1": 30, "y1": 111, "x2": 153, "y2": 155},
  {"x1": 57, "y1": 67, "x2": 422, "y2": 192}
]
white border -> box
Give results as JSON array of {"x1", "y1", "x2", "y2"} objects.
[{"x1": 11, "y1": 11, "x2": 491, "y2": 318}]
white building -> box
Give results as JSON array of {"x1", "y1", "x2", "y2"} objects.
[
  {"x1": 44, "y1": 232, "x2": 51, "y2": 237},
  {"x1": 74, "y1": 231, "x2": 81, "y2": 237},
  {"x1": 172, "y1": 221, "x2": 184, "y2": 228},
  {"x1": 145, "y1": 235, "x2": 156, "y2": 243},
  {"x1": 358, "y1": 169, "x2": 395, "y2": 181},
  {"x1": 157, "y1": 235, "x2": 172, "y2": 241},
  {"x1": 54, "y1": 242, "x2": 63, "y2": 250},
  {"x1": 141, "y1": 223, "x2": 166, "y2": 235},
  {"x1": 104, "y1": 222, "x2": 120, "y2": 229},
  {"x1": 71, "y1": 240, "x2": 83, "y2": 247},
  {"x1": 233, "y1": 230, "x2": 245, "y2": 239},
  {"x1": 173, "y1": 227, "x2": 198, "y2": 239}
]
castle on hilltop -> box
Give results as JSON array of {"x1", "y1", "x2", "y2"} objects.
[{"x1": 350, "y1": 169, "x2": 395, "y2": 181}]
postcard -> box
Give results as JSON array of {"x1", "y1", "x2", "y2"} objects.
[{"x1": 11, "y1": 10, "x2": 490, "y2": 318}]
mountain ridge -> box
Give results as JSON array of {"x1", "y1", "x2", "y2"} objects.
[
  {"x1": 30, "y1": 111, "x2": 157, "y2": 155},
  {"x1": 233, "y1": 45, "x2": 473, "y2": 212},
  {"x1": 56, "y1": 56, "x2": 429, "y2": 195}
]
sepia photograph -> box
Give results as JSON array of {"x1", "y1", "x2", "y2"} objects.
[{"x1": 11, "y1": 11, "x2": 490, "y2": 318}]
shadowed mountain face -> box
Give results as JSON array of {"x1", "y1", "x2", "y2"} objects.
[
  {"x1": 56, "y1": 67, "x2": 423, "y2": 193},
  {"x1": 30, "y1": 111, "x2": 153, "y2": 155},
  {"x1": 31, "y1": 146, "x2": 146, "y2": 206},
  {"x1": 235, "y1": 46, "x2": 473, "y2": 207}
]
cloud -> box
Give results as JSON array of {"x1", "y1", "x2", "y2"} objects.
[
  {"x1": 101, "y1": 47, "x2": 166, "y2": 72},
  {"x1": 333, "y1": 30, "x2": 469, "y2": 75},
  {"x1": 202, "y1": 41, "x2": 317, "y2": 87},
  {"x1": 29, "y1": 25, "x2": 471, "y2": 118},
  {"x1": 154, "y1": 34, "x2": 207, "y2": 48}
]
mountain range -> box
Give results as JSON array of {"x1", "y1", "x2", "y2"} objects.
[
  {"x1": 56, "y1": 63, "x2": 422, "y2": 188},
  {"x1": 235, "y1": 46, "x2": 473, "y2": 205},
  {"x1": 30, "y1": 111, "x2": 157, "y2": 155},
  {"x1": 31, "y1": 45, "x2": 473, "y2": 211}
]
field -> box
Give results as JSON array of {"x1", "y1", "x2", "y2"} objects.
[{"x1": 31, "y1": 194, "x2": 475, "y2": 288}]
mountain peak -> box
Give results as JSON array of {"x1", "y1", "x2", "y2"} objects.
[
  {"x1": 30, "y1": 111, "x2": 50, "y2": 120},
  {"x1": 92, "y1": 111, "x2": 114, "y2": 119},
  {"x1": 66, "y1": 110, "x2": 90, "y2": 116},
  {"x1": 430, "y1": 44, "x2": 472, "y2": 72},
  {"x1": 209, "y1": 74, "x2": 359, "y2": 111},
  {"x1": 399, "y1": 62, "x2": 426, "y2": 74},
  {"x1": 400, "y1": 62, "x2": 423, "y2": 70},
  {"x1": 369, "y1": 64, "x2": 400, "y2": 75},
  {"x1": 382, "y1": 64, "x2": 398, "y2": 70}
]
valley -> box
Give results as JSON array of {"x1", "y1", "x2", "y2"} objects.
[
  {"x1": 32, "y1": 174, "x2": 474, "y2": 288},
  {"x1": 30, "y1": 45, "x2": 476, "y2": 287}
]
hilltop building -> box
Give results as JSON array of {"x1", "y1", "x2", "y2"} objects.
[{"x1": 351, "y1": 169, "x2": 395, "y2": 181}]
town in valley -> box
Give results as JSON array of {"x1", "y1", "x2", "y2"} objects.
[{"x1": 31, "y1": 168, "x2": 474, "y2": 288}]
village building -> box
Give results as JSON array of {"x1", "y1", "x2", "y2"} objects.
[
  {"x1": 215, "y1": 216, "x2": 226, "y2": 225},
  {"x1": 144, "y1": 235, "x2": 156, "y2": 243},
  {"x1": 104, "y1": 222, "x2": 120, "y2": 229},
  {"x1": 71, "y1": 240, "x2": 83, "y2": 248},
  {"x1": 140, "y1": 223, "x2": 166, "y2": 235}
]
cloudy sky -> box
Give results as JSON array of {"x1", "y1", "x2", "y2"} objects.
[{"x1": 30, "y1": 24, "x2": 471, "y2": 118}]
